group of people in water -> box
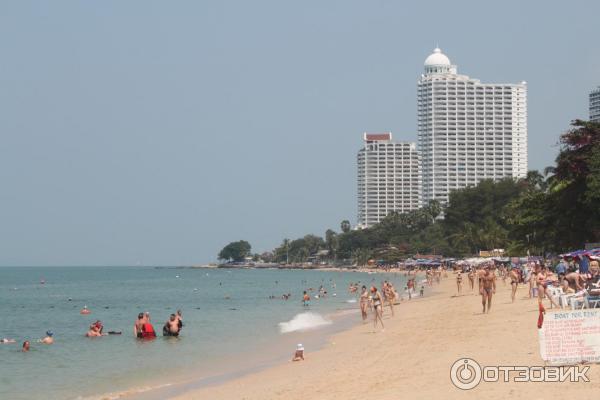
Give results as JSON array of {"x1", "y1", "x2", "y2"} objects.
[
  {"x1": 1, "y1": 331, "x2": 53, "y2": 352},
  {"x1": 133, "y1": 310, "x2": 184, "y2": 339},
  {"x1": 2, "y1": 308, "x2": 185, "y2": 353}
]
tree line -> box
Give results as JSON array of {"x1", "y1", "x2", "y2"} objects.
[{"x1": 218, "y1": 120, "x2": 600, "y2": 264}]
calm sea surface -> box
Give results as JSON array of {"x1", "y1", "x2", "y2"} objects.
[{"x1": 0, "y1": 267, "x2": 407, "y2": 400}]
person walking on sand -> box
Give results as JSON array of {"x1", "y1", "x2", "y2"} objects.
[
  {"x1": 467, "y1": 269, "x2": 475, "y2": 291},
  {"x1": 537, "y1": 267, "x2": 560, "y2": 308},
  {"x1": 456, "y1": 271, "x2": 463, "y2": 294},
  {"x1": 383, "y1": 282, "x2": 395, "y2": 317},
  {"x1": 370, "y1": 286, "x2": 384, "y2": 331},
  {"x1": 528, "y1": 266, "x2": 537, "y2": 298},
  {"x1": 359, "y1": 285, "x2": 369, "y2": 321},
  {"x1": 509, "y1": 266, "x2": 519, "y2": 303},
  {"x1": 480, "y1": 267, "x2": 496, "y2": 313}
]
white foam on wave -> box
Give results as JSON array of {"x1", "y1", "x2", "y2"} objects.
[
  {"x1": 278, "y1": 312, "x2": 332, "y2": 334},
  {"x1": 346, "y1": 299, "x2": 357, "y2": 303}
]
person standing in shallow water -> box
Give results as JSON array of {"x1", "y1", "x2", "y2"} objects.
[
  {"x1": 302, "y1": 291, "x2": 310, "y2": 306},
  {"x1": 134, "y1": 313, "x2": 144, "y2": 338}
]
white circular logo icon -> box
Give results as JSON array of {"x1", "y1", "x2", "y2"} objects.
[{"x1": 450, "y1": 358, "x2": 482, "y2": 390}]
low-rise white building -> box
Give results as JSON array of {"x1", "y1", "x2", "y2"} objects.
[{"x1": 357, "y1": 133, "x2": 421, "y2": 228}]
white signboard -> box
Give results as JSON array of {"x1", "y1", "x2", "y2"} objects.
[{"x1": 539, "y1": 310, "x2": 600, "y2": 365}]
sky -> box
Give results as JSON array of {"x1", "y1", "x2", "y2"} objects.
[{"x1": 0, "y1": 1, "x2": 598, "y2": 266}]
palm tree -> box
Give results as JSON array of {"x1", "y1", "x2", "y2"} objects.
[
  {"x1": 340, "y1": 220, "x2": 351, "y2": 233},
  {"x1": 283, "y1": 238, "x2": 290, "y2": 264}
]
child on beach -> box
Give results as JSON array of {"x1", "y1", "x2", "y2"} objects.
[{"x1": 292, "y1": 344, "x2": 305, "y2": 361}]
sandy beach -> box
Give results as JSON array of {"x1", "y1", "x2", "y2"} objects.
[{"x1": 170, "y1": 273, "x2": 600, "y2": 400}]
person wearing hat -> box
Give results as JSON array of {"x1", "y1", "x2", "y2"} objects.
[
  {"x1": 292, "y1": 343, "x2": 304, "y2": 361},
  {"x1": 40, "y1": 331, "x2": 54, "y2": 344}
]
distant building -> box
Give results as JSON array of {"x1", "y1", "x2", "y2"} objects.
[
  {"x1": 357, "y1": 133, "x2": 421, "y2": 228},
  {"x1": 417, "y1": 48, "x2": 528, "y2": 205},
  {"x1": 590, "y1": 86, "x2": 600, "y2": 123}
]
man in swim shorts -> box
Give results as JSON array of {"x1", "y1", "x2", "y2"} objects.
[
  {"x1": 480, "y1": 267, "x2": 496, "y2": 313},
  {"x1": 302, "y1": 291, "x2": 310, "y2": 306},
  {"x1": 163, "y1": 314, "x2": 180, "y2": 337},
  {"x1": 134, "y1": 313, "x2": 145, "y2": 338}
]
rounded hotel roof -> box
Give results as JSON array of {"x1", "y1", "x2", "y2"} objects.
[{"x1": 424, "y1": 48, "x2": 451, "y2": 66}]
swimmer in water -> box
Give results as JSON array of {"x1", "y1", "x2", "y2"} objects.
[
  {"x1": 163, "y1": 314, "x2": 180, "y2": 337},
  {"x1": 80, "y1": 305, "x2": 91, "y2": 315},
  {"x1": 86, "y1": 325, "x2": 104, "y2": 337},
  {"x1": 40, "y1": 331, "x2": 54, "y2": 344},
  {"x1": 22, "y1": 341, "x2": 30, "y2": 352}
]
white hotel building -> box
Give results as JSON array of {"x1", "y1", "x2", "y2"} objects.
[
  {"x1": 590, "y1": 86, "x2": 600, "y2": 123},
  {"x1": 357, "y1": 133, "x2": 421, "y2": 228},
  {"x1": 418, "y1": 48, "x2": 528, "y2": 204}
]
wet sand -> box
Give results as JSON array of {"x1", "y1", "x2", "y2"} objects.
[{"x1": 169, "y1": 272, "x2": 600, "y2": 400}]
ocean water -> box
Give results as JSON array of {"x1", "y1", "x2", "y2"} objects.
[{"x1": 0, "y1": 267, "x2": 406, "y2": 400}]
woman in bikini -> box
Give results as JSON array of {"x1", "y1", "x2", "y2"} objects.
[
  {"x1": 370, "y1": 286, "x2": 384, "y2": 331},
  {"x1": 359, "y1": 285, "x2": 369, "y2": 321},
  {"x1": 537, "y1": 267, "x2": 560, "y2": 308},
  {"x1": 383, "y1": 282, "x2": 395, "y2": 317}
]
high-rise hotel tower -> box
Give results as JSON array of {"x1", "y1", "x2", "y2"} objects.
[
  {"x1": 590, "y1": 86, "x2": 600, "y2": 123},
  {"x1": 357, "y1": 133, "x2": 421, "y2": 228},
  {"x1": 417, "y1": 48, "x2": 528, "y2": 204}
]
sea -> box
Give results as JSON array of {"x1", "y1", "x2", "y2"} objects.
[{"x1": 0, "y1": 266, "x2": 408, "y2": 400}]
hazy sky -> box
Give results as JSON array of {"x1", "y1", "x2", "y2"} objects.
[{"x1": 0, "y1": 1, "x2": 598, "y2": 266}]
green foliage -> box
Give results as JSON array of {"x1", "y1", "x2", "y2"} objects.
[
  {"x1": 218, "y1": 240, "x2": 252, "y2": 262},
  {"x1": 508, "y1": 120, "x2": 600, "y2": 252},
  {"x1": 340, "y1": 220, "x2": 351, "y2": 233},
  {"x1": 264, "y1": 120, "x2": 600, "y2": 262}
]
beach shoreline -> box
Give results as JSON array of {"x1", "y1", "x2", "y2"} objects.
[{"x1": 166, "y1": 272, "x2": 600, "y2": 400}]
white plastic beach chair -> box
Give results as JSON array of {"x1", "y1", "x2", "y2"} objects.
[{"x1": 584, "y1": 295, "x2": 600, "y2": 309}]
